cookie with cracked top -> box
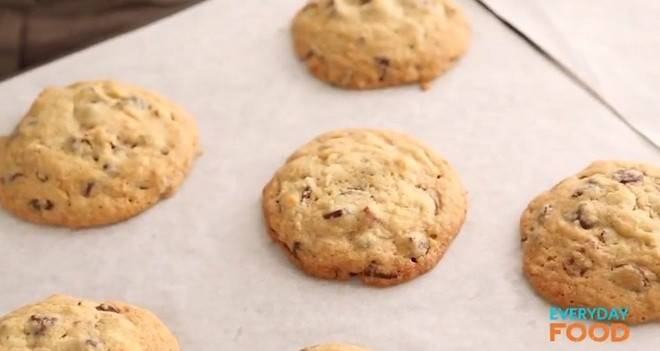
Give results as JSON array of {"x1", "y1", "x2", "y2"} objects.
[
  {"x1": 263, "y1": 129, "x2": 468, "y2": 287},
  {"x1": 0, "y1": 80, "x2": 201, "y2": 228},
  {"x1": 291, "y1": 0, "x2": 470, "y2": 89},
  {"x1": 300, "y1": 343, "x2": 373, "y2": 351},
  {"x1": 0, "y1": 294, "x2": 180, "y2": 350},
  {"x1": 521, "y1": 161, "x2": 660, "y2": 324}
]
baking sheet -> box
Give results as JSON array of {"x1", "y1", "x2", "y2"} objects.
[
  {"x1": 479, "y1": 0, "x2": 660, "y2": 148},
  {"x1": 0, "y1": 0, "x2": 658, "y2": 350}
]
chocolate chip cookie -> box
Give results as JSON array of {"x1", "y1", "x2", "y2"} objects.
[
  {"x1": 0, "y1": 80, "x2": 201, "y2": 228},
  {"x1": 521, "y1": 161, "x2": 660, "y2": 324},
  {"x1": 300, "y1": 343, "x2": 372, "y2": 351},
  {"x1": 292, "y1": 0, "x2": 470, "y2": 89},
  {"x1": 0, "y1": 294, "x2": 180, "y2": 350},
  {"x1": 263, "y1": 129, "x2": 468, "y2": 287}
]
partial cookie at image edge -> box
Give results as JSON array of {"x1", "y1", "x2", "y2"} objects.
[
  {"x1": 0, "y1": 80, "x2": 201, "y2": 229},
  {"x1": 0, "y1": 294, "x2": 180, "y2": 350},
  {"x1": 291, "y1": 0, "x2": 471, "y2": 90},
  {"x1": 521, "y1": 160, "x2": 660, "y2": 324}
]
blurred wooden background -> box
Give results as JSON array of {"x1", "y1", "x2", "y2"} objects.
[{"x1": 0, "y1": 0, "x2": 201, "y2": 80}]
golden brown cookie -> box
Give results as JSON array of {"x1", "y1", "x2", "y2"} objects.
[
  {"x1": 300, "y1": 343, "x2": 373, "y2": 351},
  {"x1": 291, "y1": 0, "x2": 470, "y2": 89},
  {"x1": 263, "y1": 129, "x2": 468, "y2": 286},
  {"x1": 0, "y1": 80, "x2": 201, "y2": 228},
  {"x1": 521, "y1": 161, "x2": 660, "y2": 324},
  {"x1": 0, "y1": 294, "x2": 180, "y2": 350}
]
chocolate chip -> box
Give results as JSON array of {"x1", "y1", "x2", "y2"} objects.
[
  {"x1": 613, "y1": 169, "x2": 644, "y2": 184},
  {"x1": 161, "y1": 148, "x2": 170, "y2": 156},
  {"x1": 110, "y1": 142, "x2": 117, "y2": 150},
  {"x1": 578, "y1": 215, "x2": 595, "y2": 229},
  {"x1": 301, "y1": 186, "x2": 312, "y2": 202},
  {"x1": 70, "y1": 137, "x2": 93, "y2": 155},
  {"x1": 95, "y1": 304, "x2": 120, "y2": 313},
  {"x1": 36, "y1": 172, "x2": 49, "y2": 182},
  {"x1": 304, "y1": 50, "x2": 315, "y2": 60},
  {"x1": 9, "y1": 173, "x2": 25, "y2": 182},
  {"x1": 29, "y1": 199, "x2": 53, "y2": 211},
  {"x1": 364, "y1": 263, "x2": 399, "y2": 280},
  {"x1": 540, "y1": 204, "x2": 553, "y2": 218},
  {"x1": 563, "y1": 257, "x2": 589, "y2": 277},
  {"x1": 28, "y1": 315, "x2": 57, "y2": 336},
  {"x1": 291, "y1": 242, "x2": 302, "y2": 259},
  {"x1": 323, "y1": 209, "x2": 343, "y2": 219},
  {"x1": 374, "y1": 57, "x2": 390, "y2": 81},
  {"x1": 406, "y1": 233, "x2": 430, "y2": 259},
  {"x1": 85, "y1": 339, "x2": 99, "y2": 347},
  {"x1": 360, "y1": 0, "x2": 371, "y2": 4},
  {"x1": 537, "y1": 204, "x2": 554, "y2": 223},
  {"x1": 571, "y1": 190, "x2": 584, "y2": 198},
  {"x1": 576, "y1": 204, "x2": 597, "y2": 229},
  {"x1": 83, "y1": 182, "x2": 95, "y2": 197},
  {"x1": 611, "y1": 264, "x2": 656, "y2": 292}
]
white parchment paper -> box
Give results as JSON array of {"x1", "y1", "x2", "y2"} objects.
[
  {"x1": 0, "y1": 1, "x2": 658, "y2": 350},
  {"x1": 480, "y1": 0, "x2": 660, "y2": 147}
]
